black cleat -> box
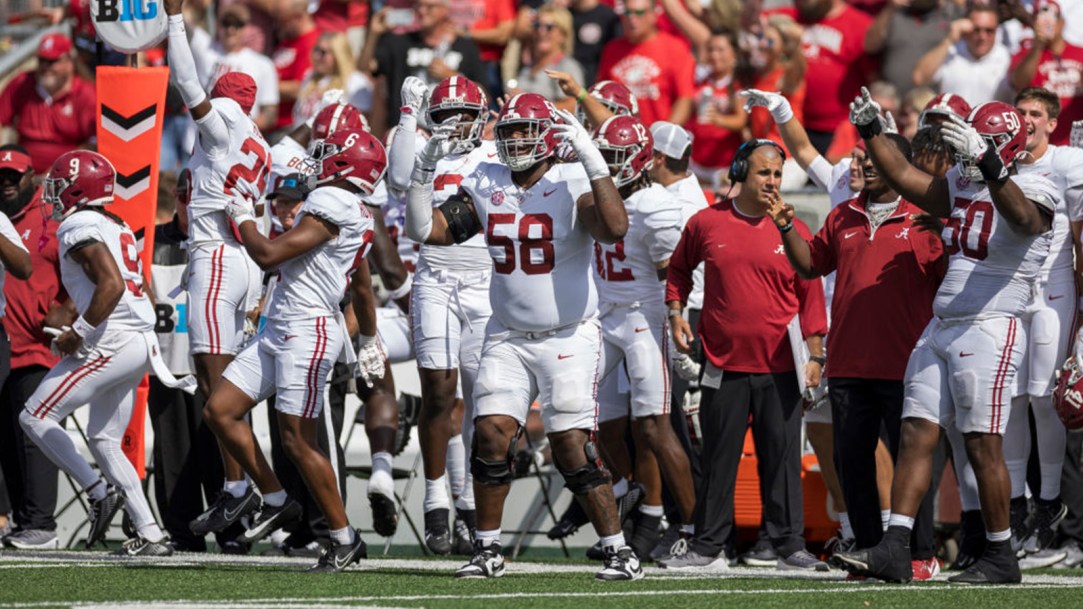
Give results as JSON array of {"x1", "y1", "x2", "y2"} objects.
[
  {"x1": 547, "y1": 498, "x2": 589, "y2": 540},
  {"x1": 1022, "y1": 497, "x2": 1068, "y2": 554},
  {"x1": 369, "y1": 492, "x2": 399, "y2": 538},
  {"x1": 308, "y1": 530, "x2": 368, "y2": 573},
  {"x1": 113, "y1": 536, "x2": 175, "y2": 557},
  {"x1": 453, "y1": 509, "x2": 476, "y2": 556},
  {"x1": 455, "y1": 540, "x2": 506, "y2": 578},
  {"x1": 629, "y1": 512, "x2": 662, "y2": 562},
  {"x1": 242, "y1": 498, "x2": 303, "y2": 543},
  {"x1": 1009, "y1": 496, "x2": 1029, "y2": 558},
  {"x1": 947, "y1": 541, "x2": 1021, "y2": 584},
  {"x1": 190, "y1": 488, "x2": 260, "y2": 536},
  {"x1": 830, "y1": 527, "x2": 913, "y2": 583},
  {"x1": 425, "y1": 508, "x2": 452, "y2": 555},
  {"x1": 951, "y1": 509, "x2": 986, "y2": 571},
  {"x1": 87, "y1": 485, "x2": 125, "y2": 547},
  {"x1": 617, "y1": 483, "x2": 645, "y2": 525}
]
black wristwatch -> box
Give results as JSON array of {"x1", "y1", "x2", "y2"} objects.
[{"x1": 809, "y1": 356, "x2": 826, "y2": 366}]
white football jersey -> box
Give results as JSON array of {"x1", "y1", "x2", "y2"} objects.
[
  {"x1": 419, "y1": 139, "x2": 499, "y2": 273},
  {"x1": 1016, "y1": 145, "x2": 1083, "y2": 276},
  {"x1": 58, "y1": 210, "x2": 155, "y2": 332},
  {"x1": 269, "y1": 136, "x2": 311, "y2": 188},
  {"x1": 462, "y1": 162, "x2": 596, "y2": 332},
  {"x1": 934, "y1": 169, "x2": 1059, "y2": 318},
  {"x1": 808, "y1": 157, "x2": 858, "y2": 208},
  {"x1": 266, "y1": 186, "x2": 375, "y2": 321},
  {"x1": 366, "y1": 180, "x2": 419, "y2": 272},
  {"x1": 664, "y1": 174, "x2": 709, "y2": 310},
  {"x1": 594, "y1": 183, "x2": 699, "y2": 307},
  {"x1": 187, "y1": 98, "x2": 272, "y2": 244}
]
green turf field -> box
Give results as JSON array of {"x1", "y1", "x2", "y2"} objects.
[{"x1": 2, "y1": 551, "x2": 1083, "y2": 609}]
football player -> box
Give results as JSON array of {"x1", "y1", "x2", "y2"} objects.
[
  {"x1": 19, "y1": 151, "x2": 195, "y2": 556},
  {"x1": 386, "y1": 75, "x2": 495, "y2": 554},
  {"x1": 590, "y1": 116, "x2": 699, "y2": 560},
  {"x1": 833, "y1": 90, "x2": 1060, "y2": 585},
  {"x1": 405, "y1": 92, "x2": 642, "y2": 580},
  {"x1": 202, "y1": 128, "x2": 387, "y2": 572}
]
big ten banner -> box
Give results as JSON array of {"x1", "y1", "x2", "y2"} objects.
[
  {"x1": 92, "y1": 0, "x2": 167, "y2": 53},
  {"x1": 97, "y1": 66, "x2": 168, "y2": 478}
]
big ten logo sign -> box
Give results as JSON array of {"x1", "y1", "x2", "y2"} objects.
[
  {"x1": 97, "y1": 0, "x2": 158, "y2": 22},
  {"x1": 155, "y1": 302, "x2": 187, "y2": 334}
]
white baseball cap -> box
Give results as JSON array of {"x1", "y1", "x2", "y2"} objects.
[{"x1": 649, "y1": 121, "x2": 693, "y2": 160}]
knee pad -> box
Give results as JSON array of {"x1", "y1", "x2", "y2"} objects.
[
  {"x1": 470, "y1": 425, "x2": 520, "y2": 486},
  {"x1": 557, "y1": 439, "x2": 610, "y2": 495}
]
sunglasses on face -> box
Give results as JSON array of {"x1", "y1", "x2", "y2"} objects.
[
  {"x1": 620, "y1": 8, "x2": 651, "y2": 17},
  {"x1": 970, "y1": 27, "x2": 997, "y2": 35},
  {"x1": 313, "y1": 47, "x2": 332, "y2": 56},
  {"x1": 533, "y1": 21, "x2": 557, "y2": 32},
  {"x1": 220, "y1": 19, "x2": 246, "y2": 29}
]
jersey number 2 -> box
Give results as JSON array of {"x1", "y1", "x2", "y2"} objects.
[
  {"x1": 487, "y1": 213, "x2": 555, "y2": 275},
  {"x1": 224, "y1": 138, "x2": 270, "y2": 201}
]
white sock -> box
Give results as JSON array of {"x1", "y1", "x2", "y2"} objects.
[
  {"x1": 476, "y1": 528, "x2": 500, "y2": 547},
  {"x1": 86, "y1": 479, "x2": 107, "y2": 501},
  {"x1": 455, "y1": 469, "x2": 475, "y2": 511},
  {"x1": 137, "y1": 523, "x2": 165, "y2": 543},
  {"x1": 369, "y1": 452, "x2": 394, "y2": 498},
  {"x1": 881, "y1": 510, "x2": 890, "y2": 530},
  {"x1": 612, "y1": 477, "x2": 629, "y2": 498},
  {"x1": 223, "y1": 479, "x2": 248, "y2": 498},
  {"x1": 839, "y1": 512, "x2": 854, "y2": 540},
  {"x1": 680, "y1": 523, "x2": 694, "y2": 536},
  {"x1": 330, "y1": 526, "x2": 355, "y2": 545},
  {"x1": 987, "y1": 528, "x2": 1011, "y2": 543},
  {"x1": 639, "y1": 503, "x2": 664, "y2": 517},
  {"x1": 447, "y1": 435, "x2": 466, "y2": 497},
  {"x1": 424, "y1": 475, "x2": 450, "y2": 512},
  {"x1": 600, "y1": 532, "x2": 625, "y2": 552},
  {"x1": 887, "y1": 513, "x2": 914, "y2": 531},
  {"x1": 262, "y1": 490, "x2": 286, "y2": 508}
]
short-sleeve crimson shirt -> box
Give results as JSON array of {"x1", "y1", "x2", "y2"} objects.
[
  {"x1": 597, "y1": 31, "x2": 697, "y2": 126},
  {"x1": 0, "y1": 72, "x2": 97, "y2": 174},
  {"x1": 1010, "y1": 41, "x2": 1083, "y2": 146},
  {"x1": 272, "y1": 28, "x2": 320, "y2": 130}
]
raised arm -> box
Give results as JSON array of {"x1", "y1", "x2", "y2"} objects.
[
  {"x1": 547, "y1": 70, "x2": 613, "y2": 129},
  {"x1": 741, "y1": 89, "x2": 821, "y2": 172},
  {"x1": 913, "y1": 19, "x2": 971, "y2": 87},
  {"x1": 387, "y1": 77, "x2": 430, "y2": 194},
  {"x1": 553, "y1": 110, "x2": 626, "y2": 243},
  {"x1": 404, "y1": 117, "x2": 482, "y2": 246},
  {"x1": 165, "y1": 0, "x2": 228, "y2": 153}
]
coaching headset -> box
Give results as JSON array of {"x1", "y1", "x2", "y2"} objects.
[{"x1": 728, "y1": 138, "x2": 788, "y2": 183}]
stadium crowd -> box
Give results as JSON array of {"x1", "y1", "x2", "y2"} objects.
[{"x1": 0, "y1": 0, "x2": 1082, "y2": 584}]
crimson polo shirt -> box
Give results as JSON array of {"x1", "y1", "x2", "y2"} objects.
[
  {"x1": 666, "y1": 199, "x2": 828, "y2": 374},
  {"x1": 1, "y1": 189, "x2": 65, "y2": 370},
  {"x1": 808, "y1": 194, "x2": 945, "y2": 380},
  {"x1": 0, "y1": 72, "x2": 97, "y2": 174}
]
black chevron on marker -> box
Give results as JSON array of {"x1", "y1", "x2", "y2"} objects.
[
  {"x1": 116, "y1": 166, "x2": 151, "y2": 188},
  {"x1": 101, "y1": 104, "x2": 157, "y2": 129}
]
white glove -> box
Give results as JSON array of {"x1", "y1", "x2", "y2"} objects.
[
  {"x1": 400, "y1": 76, "x2": 430, "y2": 117},
  {"x1": 882, "y1": 110, "x2": 898, "y2": 135},
  {"x1": 356, "y1": 334, "x2": 387, "y2": 388},
  {"x1": 413, "y1": 115, "x2": 460, "y2": 185},
  {"x1": 552, "y1": 108, "x2": 610, "y2": 181},
  {"x1": 849, "y1": 86, "x2": 883, "y2": 136},
  {"x1": 670, "y1": 348, "x2": 702, "y2": 382},
  {"x1": 740, "y1": 89, "x2": 793, "y2": 124},
  {"x1": 225, "y1": 197, "x2": 257, "y2": 227},
  {"x1": 1071, "y1": 120, "x2": 1083, "y2": 149},
  {"x1": 305, "y1": 89, "x2": 345, "y2": 128}
]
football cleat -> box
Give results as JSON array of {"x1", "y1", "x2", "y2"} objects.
[
  {"x1": 113, "y1": 536, "x2": 175, "y2": 557},
  {"x1": 911, "y1": 557, "x2": 941, "y2": 581},
  {"x1": 424, "y1": 508, "x2": 452, "y2": 555},
  {"x1": 86, "y1": 485, "x2": 125, "y2": 547},
  {"x1": 947, "y1": 541, "x2": 1021, "y2": 584},
  {"x1": 242, "y1": 498, "x2": 303, "y2": 544},
  {"x1": 369, "y1": 492, "x2": 399, "y2": 538},
  {"x1": 830, "y1": 529, "x2": 913, "y2": 583},
  {"x1": 453, "y1": 509, "x2": 476, "y2": 556},
  {"x1": 548, "y1": 498, "x2": 589, "y2": 540},
  {"x1": 597, "y1": 545, "x2": 644, "y2": 581},
  {"x1": 308, "y1": 530, "x2": 368, "y2": 573},
  {"x1": 1023, "y1": 498, "x2": 1068, "y2": 554},
  {"x1": 189, "y1": 488, "x2": 260, "y2": 536},
  {"x1": 455, "y1": 540, "x2": 506, "y2": 579}
]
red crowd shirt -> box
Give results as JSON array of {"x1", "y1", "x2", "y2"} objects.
[
  {"x1": 597, "y1": 31, "x2": 697, "y2": 126},
  {"x1": 272, "y1": 28, "x2": 320, "y2": 130},
  {"x1": 747, "y1": 66, "x2": 806, "y2": 159},
  {"x1": 665, "y1": 199, "x2": 828, "y2": 374},
  {"x1": 0, "y1": 72, "x2": 97, "y2": 175},
  {"x1": 1010, "y1": 41, "x2": 1083, "y2": 145},
  {"x1": 773, "y1": 5, "x2": 874, "y2": 133},
  {"x1": 686, "y1": 77, "x2": 744, "y2": 169},
  {"x1": 1, "y1": 191, "x2": 65, "y2": 370},
  {"x1": 807, "y1": 195, "x2": 945, "y2": 380},
  {"x1": 449, "y1": 0, "x2": 517, "y2": 63},
  {"x1": 313, "y1": 0, "x2": 367, "y2": 32}
]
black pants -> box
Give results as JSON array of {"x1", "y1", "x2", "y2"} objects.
[
  {"x1": 148, "y1": 377, "x2": 237, "y2": 551},
  {"x1": 0, "y1": 364, "x2": 57, "y2": 531},
  {"x1": 0, "y1": 325, "x2": 10, "y2": 515},
  {"x1": 1059, "y1": 430, "x2": 1083, "y2": 545},
  {"x1": 266, "y1": 362, "x2": 349, "y2": 546},
  {"x1": 828, "y1": 377, "x2": 937, "y2": 559},
  {"x1": 691, "y1": 370, "x2": 805, "y2": 558}
]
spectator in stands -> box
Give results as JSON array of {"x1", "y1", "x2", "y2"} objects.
[
  {"x1": 597, "y1": 0, "x2": 696, "y2": 126},
  {"x1": 567, "y1": 0, "x2": 623, "y2": 87},
  {"x1": 686, "y1": 31, "x2": 747, "y2": 189},
  {"x1": 448, "y1": 0, "x2": 516, "y2": 101},
  {"x1": 196, "y1": 4, "x2": 280, "y2": 132},
  {"x1": 359, "y1": 1, "x2": 486, "y2": 130},
  {"x1": 292, "y1": 33, "x2": 373, "y2": 126},
  {"x1": 313, "y1": 0, "x2": 370, "y2": 55},
  {"x1": 896, "y1": 86, "x2": 937, "y2": 140},
  {"x1": 217, "y1": 0, "x2": 277, "y2": 55},
  {"x1": 912, "y1": 3, "x2": 1011, "y2": 105},
  {"x1": 0, "y1": 144, "x2": 74, "y2": 551},
  {"x1": 863, "y1": 0, "x2": 966, "y2": 97},
  {"x1": 273, "y1": 0, "x2": 321, "y2": 132},
  {"x1": 782, "y1": 0, "x2": 876, "y2": 154},
  {"x1": 1009, "y1": 0, "x2": 1083, "y2": 145},
  {"x1": 663, "y1": 141, "x2": 829, "y2": 572},
  {"x1": 658, "y1": 0, "x2": 711, "y2": 56},
  {"x1": 0, "y1": 34, "x2": 96, "y2": 175},
  {"x1": 511, "y1": 5, "x2": 585, "y2": 112}
]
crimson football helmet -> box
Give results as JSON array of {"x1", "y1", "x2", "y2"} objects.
[
  {"x1": 958, "y1": 101, "x2": 1027, "y2": 181},
  {"x1": 593, "y1": 115, "x2": 653, "y2": 188},
  {"x1": 43, "y1": 150, "x2": 116, "y2": 221},
  {"x1": 427, "y1": 76, "x2": 488, "y2": 154},
  {"x1": 495, "y1": 93, "x2": 559, "y2": 171},
  {"x1": 919, "y1": 93, "x2": 973, "y2": 129},
  {"x1": 311, "y1": 129, "x2": 387, "y2": 195},
  {"x1": 1054, "y1": 356, "x2": 1083, "y2": 430},
  {"x1": 587, "y1": 80, "x2": 638, "y2": 116},
  {"x1": 312, "y1": 102, "x2": 369, "y2": 142}
]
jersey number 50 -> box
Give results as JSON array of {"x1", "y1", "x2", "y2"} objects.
[
  {"x1": 487, "y1": 213, "x2": 555, "y2": 275},
  {"x1": 943, "y1": 198, "x2": 993, "y2": 260}
]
